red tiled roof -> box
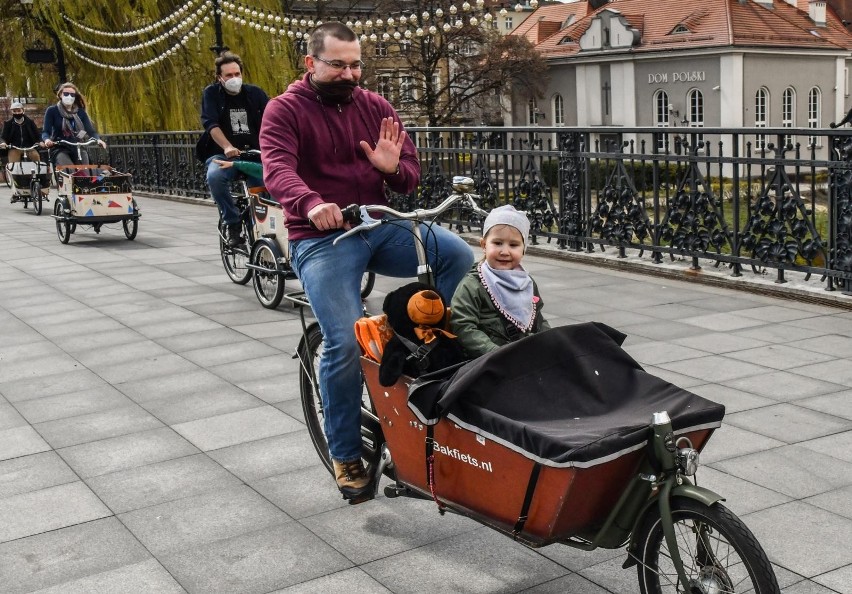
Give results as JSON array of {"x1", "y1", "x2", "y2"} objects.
[
  {"x1": 525, "y1": 0, "x2": 852, "y2": 58},
  {"x1": 513, "y1": 1, "x2": 591, "y2": 45}
]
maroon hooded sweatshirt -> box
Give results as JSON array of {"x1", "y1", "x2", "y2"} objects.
[{"x1": 259, "y1": 74, "x2": 420, "y2": 241}]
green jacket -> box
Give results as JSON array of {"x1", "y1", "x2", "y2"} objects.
[
  {"x1": 450, "y1": 263, "x2": 550, "y2": 359},
  {"x1": 231, "y1": 160, "x2": 264, "y2": 180}
]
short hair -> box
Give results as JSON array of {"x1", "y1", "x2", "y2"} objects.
[
  {"x1": 215, "y1": 51, "x2": 243, "y2": 76},
  {"x1": 308, "y1": 22, "x2": 357, "y2": 56}
]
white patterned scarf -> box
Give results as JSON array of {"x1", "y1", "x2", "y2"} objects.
[{"x1": 478, "y1": 261, "x2": 537, "y2": 331}]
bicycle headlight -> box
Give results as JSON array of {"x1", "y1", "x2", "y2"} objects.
[
  {"x1": 677, "y1": 448, "x2": 700, "y2": 476},
  {"x1": 675, "y1": 437, "x2": 700, "y2": 476}
]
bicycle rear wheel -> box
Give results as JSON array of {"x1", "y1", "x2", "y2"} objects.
[
  {"x1": 360, "y1": 271, "x2": 376, "y2": 299},
  {"x1": 298, "y1": 323, "x2": 332, "y2": 473},
  {"x1": 251, "y1": 241, "x2": 285, "y2": 309},
  {"x1": 298, "y1": 323, "x2": 382, "y2": 475}
]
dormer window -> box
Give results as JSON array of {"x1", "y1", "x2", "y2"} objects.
[
  {"x1": 559, "y1": 35, "x2": 574, "y2": 44},
  {"x1": 671, "y1": 24, "x2": 690, "y2": 34},
  {"x1": 563, "y1": 15, "x2": 576, "y2": 27}
]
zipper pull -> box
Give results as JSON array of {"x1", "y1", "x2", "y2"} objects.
[{"x1": 337, "y1": 104, "x2": 342, "y2": 113}]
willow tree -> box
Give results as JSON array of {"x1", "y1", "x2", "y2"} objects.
[{"x1": 2, "y1": 0, "x2": 299, "y2": 133}]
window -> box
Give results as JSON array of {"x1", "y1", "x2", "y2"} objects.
[
  {"x1": 654, "y1": 90, "x2": 669, "y2": 152},
  {"x1": 808, "y1": 87, "x2": 821, "y2": 147},
  {"x1": 755, "y1": 88, "x2": 768, "y2": 151},
  {"x1": 505, "y1": 17, "x2": 513, "y2": 30},
  {"x1": 688, "y1": 89, "x2": 705, "y2": 144},
  {"x1": 671, "y1": 24, "x2": 690, "y2": 34},
  {"x1": 375, "y1": 42, "x2": 388, "y2": 57},
  {"x1": 399, "y1": 75, "x2": 415, "y2": 103},
  {"x1": 377, "y1": 74, "x2": 392, "y2": 100},
  {"x1": 782, "y1": 88, "x2": 795, "y2": 148},
  {"x1": 552, "y1": 94, "x2": 564, "y2": 126},
  {"x1": 528, "y1": 98, "x2": 539, "y2": 125},
  {"x1": 459, "y1": 41, "x2": 476, "y2": 56}
]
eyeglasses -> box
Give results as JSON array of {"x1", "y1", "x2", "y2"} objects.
[
  {"x1": 313, "y1": 56, "x2": 365, "y2": 71},
  {"x1": 61, "y1": 92, "x2": 76, "y2": 97}
]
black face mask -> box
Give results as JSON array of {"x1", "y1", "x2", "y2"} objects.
[
  {"x1": 13, "y1": 115, "x2": 24, "y2": 123},
  {"x1": 309, "y1": 75, "x2": 358, "y2": 104}
]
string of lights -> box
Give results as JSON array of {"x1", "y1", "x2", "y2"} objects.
[
  {"x1": 61, "y1": 4, "x2": 211, "y2": 53},
  {"x1": 63, "y1": 18, "x2": 209, "y2": 71},
  {"x1": 56, "y1": 0, "x2": 536, "y2": 70},
  {"x1": 61, "y1": 0, "x2": 206, "y2": 38}
]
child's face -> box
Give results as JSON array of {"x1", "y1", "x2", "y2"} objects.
[{"x1": 480, "y1": 224, "x2": 525, "y2": 270}]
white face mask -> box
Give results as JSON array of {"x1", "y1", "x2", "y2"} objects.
[
  {"x1": 223, "y1": 77, "x2": 243, "y2": 94},
  {"x1": 61, "y1": 94, "x2": 75, "y2": 107}
]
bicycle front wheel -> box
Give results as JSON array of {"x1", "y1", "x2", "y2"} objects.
[
  {"x1": 219, "y1": 220, "x2": 251, "y2": 284},
  {"x1": 636, "y1": 498, "x2": 779, "y2": 594},
  {"x1": 31, "y1": 181, "x2": 43, "y2": 215}
]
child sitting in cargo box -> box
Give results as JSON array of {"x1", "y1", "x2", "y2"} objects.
[{"x1": 450, "y1": 205, "x2": 550, "y2": 359}]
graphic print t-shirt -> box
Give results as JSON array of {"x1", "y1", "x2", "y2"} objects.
[{"x1": 220, "y1": 91, "x2": 259, "y2": 151}]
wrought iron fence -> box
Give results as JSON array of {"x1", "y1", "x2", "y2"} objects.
[{"x1": 102, "y1": 125, "x2": 852, "y2": 294}]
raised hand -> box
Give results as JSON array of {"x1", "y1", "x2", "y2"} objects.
[{"x1": 359, "y1": 117, "x2": 404, "y2": 175}]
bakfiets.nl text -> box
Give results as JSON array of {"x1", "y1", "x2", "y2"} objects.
[{"x1": 432, "y1": 440, "x2": 493, "y2": 473}]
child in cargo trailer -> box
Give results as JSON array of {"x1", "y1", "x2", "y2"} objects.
[{"x1": 450, "y1": 205, "x2": 550, "y2": 358}]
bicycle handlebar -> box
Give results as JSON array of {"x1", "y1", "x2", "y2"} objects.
[
  {"x1": 6, "y1": 144, "x2": 41, "y2": 151},
  {"x1": 332, "y1": 176, "x2": 488, "y2": 246},
  {"x1": 54, "y1": 139, "x2": 99, "y2": 148}
]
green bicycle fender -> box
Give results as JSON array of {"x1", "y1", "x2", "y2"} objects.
[{"x1": 622, "y1": 483, "x2": 726, "y2": 568}]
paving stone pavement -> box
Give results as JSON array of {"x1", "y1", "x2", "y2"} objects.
[{"x1": 1, "y1": 186, "x2": 851, "y2": 593}]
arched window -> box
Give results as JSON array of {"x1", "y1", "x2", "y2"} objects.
[
  {"x1": 687, "y1": 89, "x2": 705, "y2": 145},
  {"x1": 755, "y1": 88, "x2": 768, "y2": 151},
  {"x1": 688, "y1": 89, "x2": 704, "y2": 127},
  {"x1": 527, "y1": 98, "x2": 539, "y2": 125},
  {"x1": 782, "y1": 87, "x2": 796, "y2": 148},
  {"x1": 654, "y1": 90, "x2": 669, "y2": 152},
  {"x1": 808, "y1": 87, "x2": 821, "y2": 147},
  {"x1": 552, "y1": 94, "x2": 564, "y2": 126}
]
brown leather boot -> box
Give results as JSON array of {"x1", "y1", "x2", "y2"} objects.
[{"x1": 333, "y1": 459, "x2": 374, "y2": 504}]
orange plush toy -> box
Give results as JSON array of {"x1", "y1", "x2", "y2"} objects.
[{"x1": 378, "y1": 282, "x2": 467, "y2": 386}]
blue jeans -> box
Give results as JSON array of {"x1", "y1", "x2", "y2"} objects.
[
  {"x1": 290, "y1": 221, "x2": 474, "y2": 462},
  {"x1": 205, "y1": 155, "x2": 262, "y2": 225}
]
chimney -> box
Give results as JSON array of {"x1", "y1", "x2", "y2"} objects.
[{"x1": 810, "y1": 0, "x2": 827, "y2": 25}]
